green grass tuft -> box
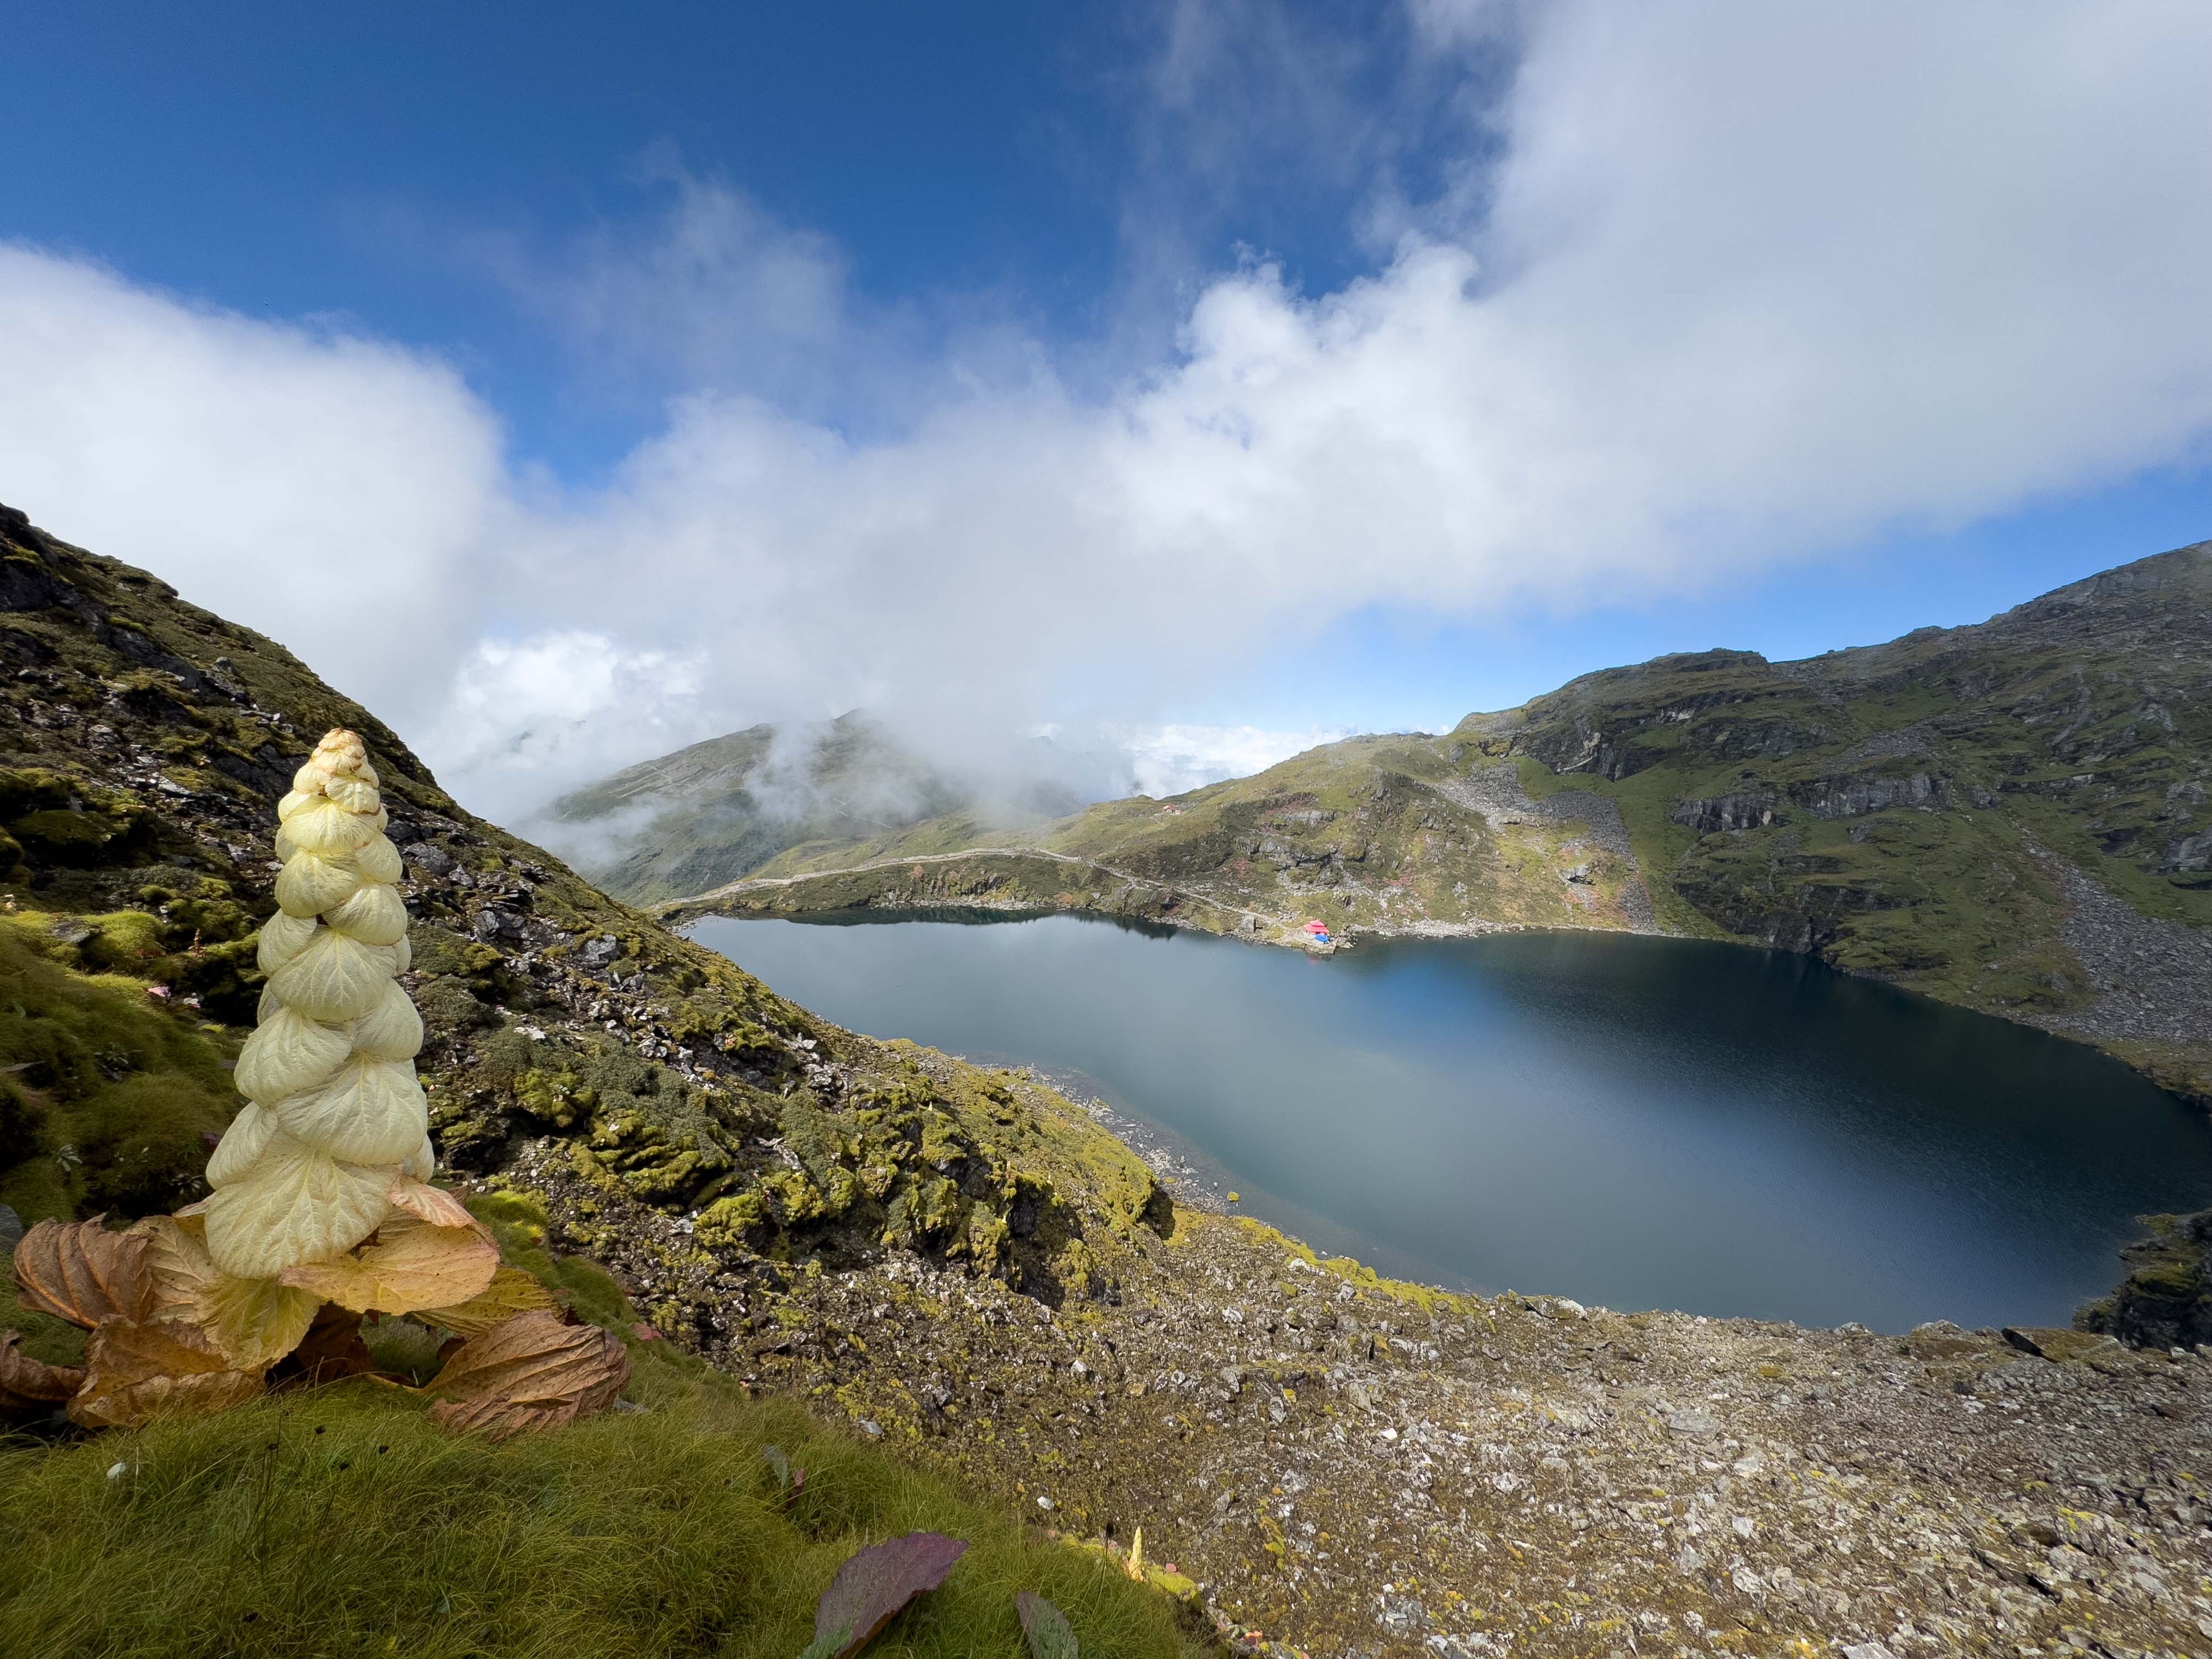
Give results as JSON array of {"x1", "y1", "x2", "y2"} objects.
[{"x1": 0, "y1": 1345, "x2": 1201, "y2": 1659}]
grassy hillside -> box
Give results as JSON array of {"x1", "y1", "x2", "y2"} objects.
[
  {"x1": 1488, "y1": 547, "x2": 2212, "y2": 1099},
  {"x1": 649, "y1": 541, "x2": 2212, "y2": 1105},
  {"x1": 676, "y1": 730, "x2": 1656, "y2": 943}
]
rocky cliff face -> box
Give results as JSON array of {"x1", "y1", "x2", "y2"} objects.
[
  {"x1": 3, "y1": 500, "x2": 2210, "y2": 1658},
  {"x1": 2081, "y1": 1210, "x2": 2212, "y2": 1352}
]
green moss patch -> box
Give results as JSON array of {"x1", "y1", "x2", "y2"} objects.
[{"x1": 0, "y1": 916, "x2": 239, "y2": 1225}]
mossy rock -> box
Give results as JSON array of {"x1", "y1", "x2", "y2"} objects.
[
  {"x1": 514, "y1": 1066, "x2": 597, "y2": 1129},
  {"x1": 416, "y1": 972, "x2": 496, "y2": 1032},
  {"x1": 12, "y1": 807, "x2": 142, "y2": 868},
  {"x1": 2075, "y1": 1210, "x2": 2212, "y2": 1349},
  {"x1": 696, "y1": 1191, "x2": 766, "y2": 1248}
]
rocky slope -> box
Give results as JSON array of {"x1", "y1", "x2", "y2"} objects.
[
  {"x1": 1, "y1": 499, "x2": 2208, "y2": 1658},
  {"x1": 0, "y1": 501, "x2": 1167, "y2": 1328},
  {"x1": 652, "y1": 542, "x2": 2212, "y2": 1108}
]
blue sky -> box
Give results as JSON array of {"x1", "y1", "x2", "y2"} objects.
[
  {"x1": 1254, "y1": 465, "x2": 2212, "y2": 735},
  {"x1": 4, "y1": 3, "x2": 2209, "y2": 815},
  {"x1": 6, "y1": 6, "x2": 1126, "y2": 465}
]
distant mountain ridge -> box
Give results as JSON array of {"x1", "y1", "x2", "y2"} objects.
[
  {"x1": 539, "y1": 711, "x2": 1077, "y2": 903},
  {"x1": 620, "y1": 540, "x2": 2212, "y2": 1106}
]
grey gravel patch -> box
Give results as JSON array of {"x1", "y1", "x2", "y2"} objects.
[
  {"x1": 2025, "y1": 838, "x2": 2212, "y2": 1046},
  {"x1": 1437, "y1": 766, "x2": 1663, "y2": 933},
  {"x1": 1823, "y1": 719, "x2": 1941, "y2": 771},
  {"x1": 0, "y1": 1202, "x2": 20, "y2": 1251},
  {"x1": 1541, "y1": 790, "x2": 1638, "y2": 863}
]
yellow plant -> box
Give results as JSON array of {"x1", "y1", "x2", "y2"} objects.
[{"x1": 202, "y1": 729, "x2": 430, "y2": 1279}]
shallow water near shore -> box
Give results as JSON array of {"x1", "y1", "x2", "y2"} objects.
[{"x1": 690, "y1": 911, "x2": 2212, "y2": 1331}]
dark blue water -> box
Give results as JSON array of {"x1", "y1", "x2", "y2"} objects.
[{"x1": 689, "y1": 912, "x2": 2212, "y2": 1331}]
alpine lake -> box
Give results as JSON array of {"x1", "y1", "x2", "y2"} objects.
[{"x1": 688, "y1": 911, "x2": 2212, "y2": 1333}]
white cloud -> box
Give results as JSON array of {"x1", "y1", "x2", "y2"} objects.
[
  {"x1": 425, "y1": 632, "x2": 712, "y2": 823},
  {"x1": 0, "y1": 244, "x2": 509, "y2": 724},
  {"x1": 1115, "y1": 724, "x2": 1362, "y2": 798},
  {"x1": 2, "y1": 2, "x2": 2209, "y2": 830},
  {"x1": 457, "y1": 155, "x2": 1044, "y2": 432}
]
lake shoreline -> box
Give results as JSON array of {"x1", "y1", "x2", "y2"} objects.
[
  {"x1": 673, "y1": 878, "x2": 2212, "y2": 1117},
  {"x1": 687, "y1": 911, "x2": 2212, "y2": 1334}
]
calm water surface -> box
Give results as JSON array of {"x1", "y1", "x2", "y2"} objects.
[{"x1": 689, "y1": 912, "x2": 2212, "y2": 1331}]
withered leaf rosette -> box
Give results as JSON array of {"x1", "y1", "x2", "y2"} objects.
[{"x1": 5, "y1": 729, "x2": 622, "y2": 1433}]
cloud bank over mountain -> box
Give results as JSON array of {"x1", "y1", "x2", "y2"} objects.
[{"x1": 3, "y1": 1, "x2": 2207, "y2": 823}]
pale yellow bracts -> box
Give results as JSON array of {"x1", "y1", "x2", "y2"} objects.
[{"x1": 203, "y1": 729, "x2": 430, "y2": 1279}]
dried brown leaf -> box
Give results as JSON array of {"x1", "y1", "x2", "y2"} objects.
[
  {"x1": 416, "y1": 1265, "x2": 559, "y2": 1337},
  {"x1": 425, "y1": 1309, "x2": 629, "y2": 1440},
  {"x1": 85, "y1": 1315, "x2": 229, "y2": 1378},
  {"x1": 283, "y1": 1302, "x2": 375, "y2": 1384},
  {"x1": 279, "y1": 1213, "x2": 499, "y2": 1315},
  {"x1": 11, "y1": 1217, "x2": 151, "y2": 1330},
  {"x1": 0, "y1": 1330, "x2": 85, "y2": 1404},
  {"x1": 123, "y1": 1215, "x2": 320, "y2": 1373},
  {"x1": 70, "y1": 1364, "x2": 264, "y2": 1429},
  {"x1": 128, "y1": 1214, "x2": 216, "y2": 1323},
  {"x1": 385, "y1": 1177, "x2": 478, "y2": 1231},
  {"x1": 68, "y1": 1316, "x2": 263, "y2": 1429}
]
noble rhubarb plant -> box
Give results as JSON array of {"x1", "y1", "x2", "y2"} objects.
[
  {"x1": 210, "y1": 728, "x2": 445, "y2": 1279},
  {"x1": 4, "y1": 730, "x2": 626, "y2": 1434}
]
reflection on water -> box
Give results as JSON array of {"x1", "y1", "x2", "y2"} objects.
[{"x1": 690, "y1": 911, "x2": 2212, "y2": 1331}]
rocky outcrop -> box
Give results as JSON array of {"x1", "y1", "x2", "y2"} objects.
[
  {"x1": 2165, "y1": 828, "x2": 2212, "y2": 874},
  {"x1": 1793, "y1": 770, "x2": 1952, "y2": 820},
  {"x1": 2078, "y1": 1211, "x2": 2212, "y2": 1351},
  {"x1": 1669, "y1": 791, "x2": 1781, "y2": 834}
]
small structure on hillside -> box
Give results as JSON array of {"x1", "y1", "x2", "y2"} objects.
[{"x1": 1301, "y1": 919, "x2": 1332, "y2": 944}]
